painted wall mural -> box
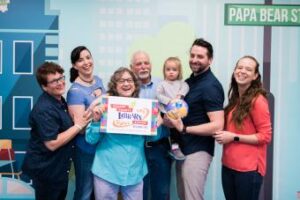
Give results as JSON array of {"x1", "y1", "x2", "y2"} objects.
[{"x1": 0, "y1": 0, "x2": 299, "y2": 199}]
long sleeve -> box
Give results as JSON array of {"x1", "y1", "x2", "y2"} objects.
[
  {"x1": 156, "y1": 82, "x2": 172, "y2": 105},
  {"x1": 178, "y1": 81, "x2": 189, "y2": 97},
  {"x1": 250, "y1": 95, "x2": 272, "y2": 145}
]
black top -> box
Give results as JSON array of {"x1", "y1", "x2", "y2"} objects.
[
  {"x1": 22, "y1": 92, "x2": 74, "y2": 184},
  {"x1": 179, "y1": 68, "x2": 224, "y2": 156}
]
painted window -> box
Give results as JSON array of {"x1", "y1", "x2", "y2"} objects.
[
  {"x1": 0, "y1": 40, "x2": 2, "y2": 74},
  {"x1": 13, "y1": 96, "x2": 33, "y2": 130},
  {"x1": 13, "y1": 41, "x2": 33, "y2": 75}
]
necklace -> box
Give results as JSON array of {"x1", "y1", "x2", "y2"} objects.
[{"x1": 78, "y1": 76, "x2": 94, "y2": 84}]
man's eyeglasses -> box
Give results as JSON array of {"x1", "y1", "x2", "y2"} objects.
[
  {"x1": 117, "y1": 78, "x2": 134, "y2": 84},
  {"x1": 47, "y1": 75, "x2": 65, "y2": 85}
]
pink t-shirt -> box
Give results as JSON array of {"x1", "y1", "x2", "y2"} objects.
[{"x1": 222, "y1": 95, "x2": 272, "y2": 176}]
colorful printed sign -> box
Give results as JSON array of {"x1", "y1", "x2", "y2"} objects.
[
  {"x1": 225, "y1": 4, "x2": 300, "y2": 26},
  {"x1": 100, "y1": 96, "x2": 159, "y2": 136}
]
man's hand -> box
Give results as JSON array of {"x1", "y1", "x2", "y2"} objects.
[{"x1": 213, "y1": 131, "x2": 234, "y2": 144}]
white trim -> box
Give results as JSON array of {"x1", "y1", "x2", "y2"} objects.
[
  {"x1": 15, "y1": 151, "x2": 26, "y2": 154},
  {"x1": 13, "y1": 40, "x2": 34, "y2": 75},
  {"x1": 0, "y1": 29, "x2": 58, "y2": 33},
  {"x1": 12, "y1": 96, "x2": 33, "y2": 130},
  {"x1": 0, "y1": 96, "x2": 2, "y2": 130},
  {"x1": 0, "y1": 40, "x2": 2, "y2": 74}
]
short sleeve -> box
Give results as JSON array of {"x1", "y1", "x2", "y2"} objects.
[
  {"x1": 95, "y1": 76, "x2": 106, "y2": 93},
  {"x1": 67, "y1": 87, "x2": 85, "y2": 105},
  {"x1": 203, "y1": 82, "x2": 224, "y2": 112},
  {"x1": 32, "y1": 109, "x2": 60, "y2": 141}
]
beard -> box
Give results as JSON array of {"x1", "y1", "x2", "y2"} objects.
[
  {"x1": 190, "y1": 64, "x2": 208, "y2": 75},
  {"x1": 137, "y1": 70, "x2": 150, "y2": 81}
]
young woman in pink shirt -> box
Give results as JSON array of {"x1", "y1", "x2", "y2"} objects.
[{"x1": 214, "y1": 55, "x2": 272, "y2": 200}]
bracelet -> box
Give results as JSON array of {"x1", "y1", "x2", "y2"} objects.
[{"x1": 74, "y1": 124, "x2": 83, "y2": 131}]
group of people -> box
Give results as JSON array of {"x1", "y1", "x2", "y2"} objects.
[{"x1": 22, "y1": 38, "x2": 272, "y2": 200}]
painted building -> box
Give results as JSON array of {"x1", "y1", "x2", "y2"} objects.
[{"x1": 0, "y1": 0, "x2": 59, "y2": 151}]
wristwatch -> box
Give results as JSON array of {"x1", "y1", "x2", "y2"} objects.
[{"x1": 234, "y1": 136, "x2": 240, "y2": 142}]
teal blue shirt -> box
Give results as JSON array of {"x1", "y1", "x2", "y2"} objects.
[{"x1": 85, "y1": 122, "x2": 147, "y2": 186}]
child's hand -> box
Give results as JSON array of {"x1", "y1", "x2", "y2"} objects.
[{"x1": 175, "y1": 95, "x2": 184, "y2": 99}]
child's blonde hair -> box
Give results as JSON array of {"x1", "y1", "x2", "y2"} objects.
[{"x1": 163, "y1": 57, "x2": 183, "y2": 80}]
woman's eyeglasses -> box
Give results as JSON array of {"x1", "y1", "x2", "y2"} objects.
[
  {"x1": 117, "y1": 78, "x2": 134, "y2": 84},
  {"x1": 47, "y1": 75, "x2": 66, "y2": 85}
]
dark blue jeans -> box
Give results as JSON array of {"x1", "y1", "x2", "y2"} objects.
[
  {"x1": 222, "y1": 165, "x2": 263, "y2": 200},
  {"x1": 143, "y1": 139, "x2": 172, "y2": 200},
  {"x1": 73, "y1": 147, "x2": 95, "y2": 200}
]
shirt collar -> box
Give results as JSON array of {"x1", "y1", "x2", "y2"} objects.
[{"x1": 189, "y1": 67, "x2": 211, "y2": 81}]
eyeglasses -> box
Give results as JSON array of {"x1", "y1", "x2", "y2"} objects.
[
  {"x1": 47, "y1": 75, "x2": 65, "y2": 85},
  {"x1": 117, "y1": 78, "x2": 134, "y2": 84}
]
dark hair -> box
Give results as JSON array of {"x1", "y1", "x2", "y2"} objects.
[
  {"x1": 107, "y1": 67, "x2": 140, "y2": 98},
  {"x1": 225, "y1": 55, "x2": 267, "y2": 129},
  {"x1": 36, "y1": 62, "x2": 64, "y2": 87},
  {"x1": 190, "y1": 38, "x2": 214, "y2": 59},
  {"x1": 163, "y1": 57, "x2": 183, "y2": 80},
  {"x1": 70, "y1": 46, "x2": 91, "y2": 83}
]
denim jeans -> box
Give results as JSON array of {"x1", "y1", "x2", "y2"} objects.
[
  {"x1": 73, "y1": 147, "x2": 95, "y2": 200},
  {"x1": 143, "y1": 139, "x2": 172, "y2": 200},
  {"x1": 222, "y1": 165, "x2": 263, "y2": 200}
]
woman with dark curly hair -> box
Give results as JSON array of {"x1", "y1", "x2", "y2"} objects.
[
  {"x1": 85, "y1": 67, "x2": 163, "y2": 200},
  {"x1": 214, "y1": 56, "x2": 272, "y2": 200}
]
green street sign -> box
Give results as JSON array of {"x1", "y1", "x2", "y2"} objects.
[{"x1": 225, "y1": 4, "x2": 300, "y2": 26}]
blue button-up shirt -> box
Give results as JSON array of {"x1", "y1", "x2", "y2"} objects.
[
  {"x1": 139, "y1": 77, "x2": 170, "y2": 140},
  {"x1": 139, "y1": 77, "x2": 161, "y2": 100}
]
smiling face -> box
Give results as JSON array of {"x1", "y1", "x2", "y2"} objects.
[
  {"x1": 116, "y1": 71, "x2": 136, "y2": 97},
  {"x1": 130, "y1": 52, "x2": 152, "y2": 84},
  {"x1": 73, "y1": 49, "x2": 94, "y2": 77},
  {"x1": 189, "y1": 45, "x2": 212, "y2": 76},
  {"x1": 42, "y1": 72, "x2": 66, "y2": 100},
  {"x1": 234, "y1": 57, "x2": 258, "y2": 89}
]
